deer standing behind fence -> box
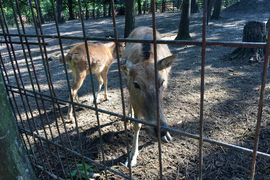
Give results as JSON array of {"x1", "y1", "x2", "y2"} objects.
[
  {"x1": 121, "y1": 26, "x2": 177, "y2": 167},
  {"x1": 60, "y1": 42, "x2": 125, "y2": 123}
]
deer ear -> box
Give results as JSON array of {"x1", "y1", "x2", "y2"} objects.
[
  {"x1": 119, "y1": 42, "x2": 125, "y2": 47},
  {"x1": 110, "y1": 42, "x2": 116, "y2": 50},
  {"x1": 157, "y1": 54, "x2": 178, "y2": 71},
  {"x1": 121, "y1": 59, "x2": 133, "y2": 77}
]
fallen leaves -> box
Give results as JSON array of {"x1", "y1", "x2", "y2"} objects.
[{"x1": 177, "y1": 176, "x2": 185, "y2": 180}]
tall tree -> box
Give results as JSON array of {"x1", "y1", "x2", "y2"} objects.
[
  {"x1": 124, "y1": 0, "x2": 136, "y2": 37},
  {"x1": 108, "y1": 2, "x2": 112, "y2": 16},
  {"x1": 103, "y1": 3, "x2": 106, "y2": 17},
  {"x1": 68, "y1": 0, "x2": 75, "y2": 20},
  {"x1": 56, "y1": 0, "x2": 65, "y2": 23},
  {"x1": 224, "y1": 0, "x2": 228, "y2": 7},
  {"x1": 0, "y1": 71, "x2": 37, "y2": 180},
  {"x1": 207, "y1": 0, "x2": 214, "y2": 25},
  {"x1": 175, "y1": 0, "x2": 191, "y2": 40},
  {"x1": 162, "y1": 0, "x2": 165, "y2": 12},
  {"x1": 36, "y1": 0, "x2": 44, "y2": 24},
  {"x1": 177, "y1": 0, "x2": 182, "y2": 9},
  {"x1": 211, "y1": 0, "x2": 222, "y2": 20},
  {"x1": 138, "y1": 0, "x2": 142, "y2": 14},
  {"x1": 85, "y1": 0, "x2": 89, "y2": 19},
  {"x1": 191, "y1": 0, "x2": 199, "y2": 13},
  {"x1": 92, "y1": 0, "x2": 96, "y2": 19}
]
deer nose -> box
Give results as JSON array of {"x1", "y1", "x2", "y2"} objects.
[
  {"x1": 154, "y1": 123, "x2": 168, "y2": 137},
  {"x1": 121, "y1": 59, "x2": 127, "y2": 65}
]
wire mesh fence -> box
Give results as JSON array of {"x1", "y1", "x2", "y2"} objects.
[{"x1": 0, "y1": 0, "x2": 270, "y2": 179}]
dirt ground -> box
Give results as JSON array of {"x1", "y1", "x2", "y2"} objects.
[{"x1": 1, "y1": 1, "x2": 270, "y2": 179}]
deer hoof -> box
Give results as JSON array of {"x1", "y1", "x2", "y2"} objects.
[
  {"x1": 65, "y1": 116, "x2": 75, "y2": 124},
  {"x1": 104, "y1": 96, "x2": 110, "y2": 101},
  {"x1": 162, "y1": 132, "x2": 172, "y2": 143},
  {"x1": 124, "y1": 158, "x2": 136, "y2": 167},
  {"x1": 93, "y1": 98, "x2": 100, "y2": 104}
]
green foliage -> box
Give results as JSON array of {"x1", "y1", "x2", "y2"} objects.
[
  {"x1": 2, "y1": 6, "x2": 14, "y2": 27},
  {"x1": 67, "y1": 163, "x2": 95, "y2": 180},
  {"x1": 2, "y1": 0, "x2": 36, "y2": 27},
  {"x1": 42, "y1": 0, "x2": 55, "y2": 17}
]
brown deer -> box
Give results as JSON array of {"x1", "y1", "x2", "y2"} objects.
[
  {"x1": 60, "y1": 42, "x2": 125, "y2": 123},
  {"x1": 121, "y1": 26, "x2": 177, "y2": 167}
]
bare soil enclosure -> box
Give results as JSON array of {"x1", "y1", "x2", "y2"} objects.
[{"x1": 1, "y1": 1, "x2": 270, "y2": 179}]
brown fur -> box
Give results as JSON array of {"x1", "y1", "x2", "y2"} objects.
[
  {"x1": 122, "y1": 26, "x2": 172, "y2": 90},
  {"x1": 120, "y1": 26, "x2": 177, "y2": 167},
  {"x1": 61, "y1": 42, "x2": 124, "y2": 122}
]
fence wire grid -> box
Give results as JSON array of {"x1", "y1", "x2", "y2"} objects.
[{"x1": 0, "y1": 0, "x2": 270, "y2": 180}]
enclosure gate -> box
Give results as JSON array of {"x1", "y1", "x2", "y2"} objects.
[{"x1": 0, "y1": 0, "x2": 270, "y2": 179}]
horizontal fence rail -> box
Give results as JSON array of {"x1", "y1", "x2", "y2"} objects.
[
  {"x1": 1, "y1": 33, "x2": 267, "y2": 48},
  {"x1": 0, "y1": 0, "x2": 269, "y2": 180}
]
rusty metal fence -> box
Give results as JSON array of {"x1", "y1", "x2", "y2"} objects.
[{"x1": 0, "y1": 0, "x2": 270, "y2": 179}]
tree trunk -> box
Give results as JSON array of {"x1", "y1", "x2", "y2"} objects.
[
  {"x1": 162, "y1": 0, "x2": 165, "y2": 12},
  {"x1": 191, "y1": 0, "x2": 199, "y2": 13},
  {"x1": 231, "y1": 21, "x2": 267, "y2": 61},
  {"x1": 144, "y1": 0, "x2": 148, "y2": 14},
  {"x1": 108, "y1": 3, "x2": 112, "y2": 17},
  {"x1": 266, "y1": 19, "x2": 269, "y2": 32},
  {"x1": 85, "y1": 1, "x2": 89, "y2": 20},
  {"x1": 207, "y1": 0, "x2": 214, "y2": 25},
  {"x1": 103, "y1": 3, "x2": 106, "y2": 17},
  {"x1": 175, "y1": 0, "x2": 191, "y2": 40},
  {"x1": 224, "y1": 0, "x2": 228, "y2": 7},
  {"x1": 177, "y1": 0, "x2": 181, "y2": 10},
  {"x1": 92, "y1": 0, "x2": 95, "y2": 19},
  {"x1": 0, "y1": 71, "x2": 37, "y2": 180},
  {"x1": 57, "y1": 0, "x2": 65, "y2": 23},
  {"x1": 36, "y1": 0, "x2": 44, "y2": 24},
  {"x1": 124, "y1": 0, "x2": 136, "y2": 37},
  {"x1": 211, "y1": 0, "x2": 222, "y2": 20},
  {"x1": 68, "y1": 0, "x2": 75, "y2": 20},
  {"x1": 138, "y1": 0, "x2": 142, "y2": 14}
]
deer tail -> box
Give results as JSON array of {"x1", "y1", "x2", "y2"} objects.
[{"x1": 58, "y1": 55, "x2": 64, "y2": 63}]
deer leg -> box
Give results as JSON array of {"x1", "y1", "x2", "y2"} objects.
[
  {"x1": 69, "y1": 76, "x2": 81, "y2": 103},
  {"x1": 67, "y1": 71, "x2": 86, "y2": 123},
  {"x1": 102, "y1": 67, "x2": 109, "y2": 101},
  {"x1": 70, "y1": 71, "x2": 80, "y2": 104},
  {"x1": 126, "y1": 101, "x2": 133, "y2": 128},
  {"x1": 128, "y1": 100, "x2": 133, "y2": 117},
  {"x1": 94, "y1": 72, "x2": 103, "y2": 103},
  {"x1": 125, "y1": 121, "x2": 141, "y2": 167}
]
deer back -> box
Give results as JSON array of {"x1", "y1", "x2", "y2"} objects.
[{"x1": 64, "y1": 43, "x2": 115, "y2": 73}]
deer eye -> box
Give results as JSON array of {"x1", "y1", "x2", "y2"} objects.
[
  {"x1": 160, "y1": 80, "x2": 164, "y2": 87},
  {"x1": 133, "y1": 81, "x2": 140, "y2": 89}
]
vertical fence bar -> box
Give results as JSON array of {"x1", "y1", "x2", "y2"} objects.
[
  {"x1": 0, "y1": 50, "x2": 49, "y2": 179},
  {"x1": 110, "y1": 0, "x2": 133, "y2": 179},
  {"x1": 0, "y1": 49, "x2": 47, "y2": 180},
  {"x1": 10, "y1": 2, "x2": 61, "y2": 177},
  {"x1": 49, "y1": 1, "x2": 86, "y2": 179},
  {"x1": 25, "y1": 0, "x2": 75, "y2": 178},
  {"x1": 1, "y1": 0, "x2": 270, "y2": 179},
  {"x1": 33, "y1": 0, "x2": 77, "y2": 178},
  {"x1": 151, "y1": 0, "x2": 163, "y2": 179},
  {"x1": 0, "y1": 2, "x2": 55, "y2": 179},
  {"x1": 34, "y1": 0, "x2": 72, "y2": 176},
  {"x1": 77, "y1": 0, "x2": 108, "y2": 178},
  {"x1": 199, "y1": 0, "x2": 207, "y2": 179},
  {"x1": 249, "y1": 16, "x2": 270, "y2": 180}
]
